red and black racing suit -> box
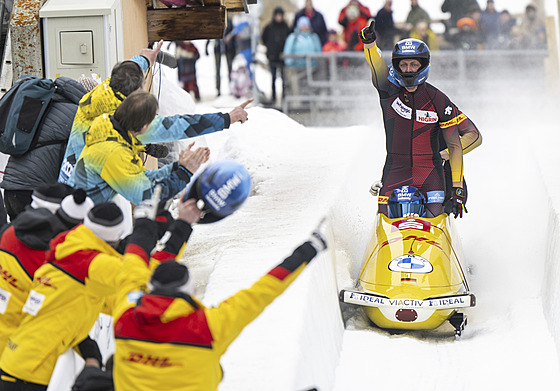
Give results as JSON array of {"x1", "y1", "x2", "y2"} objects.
[{"x1": 364, "y1": 43, "x2": 481, "y2": 217}]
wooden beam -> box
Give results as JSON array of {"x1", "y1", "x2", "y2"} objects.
[
  {"x1": 147, "y1": 6, "x2": 226, "y2": 41},
  {"x1": 224, "y1": 0, "x2": 246, "y2": 12},
  {"x1": 122, "y1": 0, "x2": 149, "y2": 60}
]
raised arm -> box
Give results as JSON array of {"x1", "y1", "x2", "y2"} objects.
[{"x1": 361, "y1": 21, "x2": 390, "y2": 93}]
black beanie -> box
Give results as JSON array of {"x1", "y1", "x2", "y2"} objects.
[
  {"x1": 31, "y1": 183, "x2": 73, "y2": 213},
  {"x1": 273, "y1": 6, "x2": 284, "y2": 16},
  {"x1": 83, "y1": 202, "x2": 126, "y2": 242},
  {"x1": 149, "y1": 261, "x2": 191, "y2": 294}
]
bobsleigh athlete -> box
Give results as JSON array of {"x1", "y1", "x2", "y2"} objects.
[{"x1": 360, "y1": 20, "x2": 481, "y2": 218}]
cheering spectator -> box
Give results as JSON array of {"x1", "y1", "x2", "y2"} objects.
[
  {"x1": 410, "y1": 21, "x2": 439, "y2": 51},
  {"x1": 375, "y1": 0, "x2": 398, "y2": 50},
  {"x1": 283, "y1": 17, "x2": 322, "y2": 99},
  {"x1": 404, "y1": 0, "x2": 431, "y2": 33},
  {"x1": 262, "y1": 7, "x2": 291, "y2": 104},
  {"x1": 176, "y1": 41, "x2": 201, "y2": 101},
  {"x1": 226, "y1": 14, "x2": 253, "y2": 78},
  {"x1": 441, "y1": 0, "x2": 480, "y2": 29},
  {"x1": 205, "y1": 17, "x2": 234, "y2": 97},
  {"x1": 338, "y1": 0, "x2": 371, "y2": 51},
  {"x1": 322, "y1": 29, "x2": 347, "y2": 53},
  {"x1": 450, "y1": 17, "x2": 484, "y2": 50},
  {"x1": 519, "y1": 3, "x2": 547, "y2": 49},
  {"x1": 292, "y1": 0, "x2": 328, "y2": 46},
  {"x1": 480, "y1": 0, "x2": 500, "y2": 48},
  {"x1": 497, "y1": 10, "x2": 517, "y2": 48}
]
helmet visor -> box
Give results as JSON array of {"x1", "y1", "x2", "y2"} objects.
[{"x1": 388, "y1": 200, "x2": 426, "y2": 219}]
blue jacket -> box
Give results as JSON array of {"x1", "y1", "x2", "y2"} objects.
[{"x1": 283, "y1": 29, "x2": 322, "y2": 68}]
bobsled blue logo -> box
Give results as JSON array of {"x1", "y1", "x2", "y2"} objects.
[
  {"x1": 395, "y1": 186, "x2": 414, "y2": 202},
  {"x1": 389, "y1": 254, "x2": 433, "y2": 273},
  {"x1": 426, "y1": 191, "x2": 445, "y2": 204}
]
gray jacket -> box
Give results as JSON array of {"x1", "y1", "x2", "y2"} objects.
[{"x1": 1, "y1": 77, "x2": 86, "y2": 191}]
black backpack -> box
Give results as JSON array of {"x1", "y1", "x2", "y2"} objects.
[{"x1": 0, "y1": 75, "x2": 56, "y2": 156}]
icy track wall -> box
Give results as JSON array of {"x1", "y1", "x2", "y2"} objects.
[{"x1": 538, "y1": 125, "x2": 560, "y2": 365}]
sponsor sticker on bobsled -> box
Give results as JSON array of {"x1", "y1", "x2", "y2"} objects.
[
  {"x1": 22, "y1": 290, "x2": 45, "y2": 316},
  {"x1": 392, "y1": 219, "x2": 431, "y2": 232},
  {"x1": 378, "y1": 196, "x2": 389, "y2": 205},
  {"x1": 0, "y1": 287, "x2": 11, "y2": 314},
  {"x1": 389, "y1": 254, "x2": 433, "y2": 273},
  {"x1": 426, "y1": 191, "x2": 445, "y2": 204}
]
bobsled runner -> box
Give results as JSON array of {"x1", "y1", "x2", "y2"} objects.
[{"x1": 340, "y1": 185, "x2": 475, "y2": 336}]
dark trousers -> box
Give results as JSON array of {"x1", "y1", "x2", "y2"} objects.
[
  {"x1": 0, "y1": 371, "x2": 47, "y2": 391},
  {"x1": 3, "y1": 190, "x2": 32, "y2": 222},
  {"x1": 269, "y1": 61, "x2": 284, "y2": 102}
]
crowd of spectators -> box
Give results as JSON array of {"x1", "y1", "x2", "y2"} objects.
[{"x1": 258, "y1": 0, "x2": 548, "y2": 106}]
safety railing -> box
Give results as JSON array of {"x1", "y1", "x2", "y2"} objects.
[{"x1": 281, "y1": 49, "x2": 549, "y2": 125}]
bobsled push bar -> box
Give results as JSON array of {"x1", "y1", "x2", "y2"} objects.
[{"x1": 340, "y1": 289, "x2": 476, "y2": 310}]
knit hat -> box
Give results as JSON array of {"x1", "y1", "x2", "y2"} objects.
[
  {"x1": 148, "y1": 261, "x2": 196, "y2": 296},
  {"x1": 297, "y1": 16, "x2": 311, "y2": 30},
  {"x1": 273, "y1": 6, "x2": 284, "y2": 16},
  {"x1": 457, "y1": 17, "x2": 476, "y2": 29},
  {"x1": 56, "y1": 189, "x2": 95, "y2": 228},
  {"x1": 31, "y1": 183, "x2": 73, "y2": 214},
  {"x1": 77, "y1": 76, "x2": 99, "y2": 93},
  {"x1": 83, "y1": 202, "x2": 126, "y2": 242}
]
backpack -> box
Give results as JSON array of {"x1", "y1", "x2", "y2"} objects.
[{"x1": 0, "y1": 75, "x2": 56, "y2": 156}]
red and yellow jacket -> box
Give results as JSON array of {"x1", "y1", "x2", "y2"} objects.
[
  {"x1": 0, "y1": 224, "x2": 152, "y2": 385},
  {"x1": 0, "y1": 208, "x2": 67, "y2": 353},
  {"x1": 112, "y1": 242, "x2": 318, "y2": 391}
]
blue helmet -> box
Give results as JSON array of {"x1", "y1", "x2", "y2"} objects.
[
  {"x1": 184, "y1": 160, "x2": 252, "y2": 224},
  {"x1": 387, "y1": 186, "x2": 426, "y2": 219},
  {"x1": 391, "y1": 38, "x2": 430, "y2": 88}
]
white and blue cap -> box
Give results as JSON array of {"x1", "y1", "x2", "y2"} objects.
[{"x1": 184, "y1": 159, "x2": 252, "y2": 224}]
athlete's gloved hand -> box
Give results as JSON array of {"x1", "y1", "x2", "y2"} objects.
[
  {"x1": 360, "y1": 20, "x2": 376, "y2": 45},
  {"x1": 451, "y1": 187, "x2": 465, "y2": 218}
]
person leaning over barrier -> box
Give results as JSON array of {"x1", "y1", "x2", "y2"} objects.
[
  {"x1": 0, "y1": 194, "x2": 200, "y2": 390},
  {"x1": 70, "y1": 90, "x2": 209, "y2": 205},
  {"x1": 58, "y1": 40, "x2": 251, "y2": 185}
]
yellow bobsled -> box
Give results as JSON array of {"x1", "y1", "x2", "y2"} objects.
[{"x1": 340, "y1": 209, "x2": 475, "y2": 336}]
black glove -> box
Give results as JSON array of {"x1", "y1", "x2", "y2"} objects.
[
  {"x1": 451, "y1": 187, "x2": 465, "y2": 218},
  {"x1": 71, "y1": 366, "x2": 113, "y2": 391},
  {"x1": 127, "y1": 218, "x2": 159, "y2": 256},
  {"x1": 76, "y1": 336, "x2": 102, "y2": 365},
  {"x1": 359, "y1": 20, "x2": 376, "y2": 45},
  {"x1": 154, "y1": 200, "x2": 174, "y2": 239}
]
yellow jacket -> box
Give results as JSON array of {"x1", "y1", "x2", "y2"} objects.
[
  {"x1": 112, "y1": 242, "x2": 318, "y2": 391},
  {"x1": 0, "y1": 225, "x2": 152, "y2": 385}
]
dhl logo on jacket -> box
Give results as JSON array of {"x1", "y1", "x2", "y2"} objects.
[{"x1": 112, "y1": 243, "x2": 318, "y2": 391}]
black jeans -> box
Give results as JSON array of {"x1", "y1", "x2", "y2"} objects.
[
  {"x1": 0, "y1": 371, "x2": 47, "y2": 391},
  {"x1": 3, "y1": 190, "x2": 32, "y2": 222}
]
